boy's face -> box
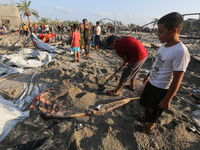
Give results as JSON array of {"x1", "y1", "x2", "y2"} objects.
[{"x1": 157, "y1": 24, "x2": 174, "y2": 43}]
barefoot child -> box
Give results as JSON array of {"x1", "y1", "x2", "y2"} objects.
[
  {"x1": 71, "y1": 24, "x2": 81, "y2": 62},
  {"x1": 106, "y1": 35, "x2": 148, "y2": 96},
  {"x1": 135, "y1": 12, "x2": 190, "y2": 134}
]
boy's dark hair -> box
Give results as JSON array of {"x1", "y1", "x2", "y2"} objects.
[
  {"x1": 96, "y1": 21, "x2": 99, "y2": 25},
  {"x1": 82, "y1": 18, "x2": 87, "y2": 22},
  {"x1": 106, "y1": 35, "x2": 119, "y2": 46},
  {"x1": 157, "y1": 12, "x2": 184, "y2": 33},
  {"x1": 73, "y1": 23, "x2": 78, "y2": 29}
]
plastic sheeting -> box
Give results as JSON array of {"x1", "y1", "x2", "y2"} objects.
[
  {"x1": 0, "y1": 69, "x2": 40, "y2": 142},
  {"x1": 31, "y1": 33, "x2": 65, "y2": 53},
  {"x1": 1, "y1": 48, "x2": 55, "y2": 68},
  {"x1": 0, "y1": 62, "x2": 23, "y2": 79},
  {"x1": 0, "y1": 96, "x2": 30, "y2": 142}
]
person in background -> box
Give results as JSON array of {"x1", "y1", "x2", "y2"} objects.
[
  {"x1": 95, "y1": 21, "x2": 101, "y2": 50},
  {"x1": 2, "y1": 24, "x2": 7, "y2": 34},
  {"x1": 71, "y1": 24, "x2": 81, "y2": 62},
  {"x1": 83, "y1": 18, "x2": 91, "y2": 59},
  {"x1": 23, "y1": 23, "x2": 28, "y2": 36},
  {"x1": 45, "y1": 23, "x2": 49, "y2": 34},
  {"x1": 79, "y1": 23, "x2": 85, "y2": 53},
  {"x1": 91, "y1": 25, "x2": 96, "y2": 47},
  {"x1": 28, "y1": 22, "x2": 32, "y2": 33},
  {"x1": 33, "y1": 22, "x2": 38, "y2": 34}
]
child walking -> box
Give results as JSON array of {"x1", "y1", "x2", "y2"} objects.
[
  {"x1": 71, "y1": 24, "x2": 81, "y2": 62},
  {"x1": 135, "y1": 12, "x2": 190, "y2": 134}
]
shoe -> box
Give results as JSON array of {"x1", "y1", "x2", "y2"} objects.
[
  {"x1": 107, "y1": 90, "x2": 119, "y2": 96},
  {"x1": 134, "y1": 124, "x2": 155, "y2": 135},
  {"x1": 124, "y1": 85, "x2": 135, "y2": 91}
]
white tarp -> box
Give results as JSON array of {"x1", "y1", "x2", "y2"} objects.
[
  {"x1": 0, "y1": 95, "x2": 30, "y2": 142},
  {"x1": 0, "y1": 62, "x2": 23, "y2": 79},
  {"x1": 31, "y1": 33, "x2": 65, "y2": 53},
  {"x1": 0, "y1": 69, "x2": 40, "y2": 142},
  {"x1": 1, "y1": 48, "x2": 55, "y2": 68}
]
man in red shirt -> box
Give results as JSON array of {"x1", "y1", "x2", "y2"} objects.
[{"x1": 106, "y1": 35, "x2": 148, "y2": 96}]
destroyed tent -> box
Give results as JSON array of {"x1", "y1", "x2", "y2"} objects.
[
  {"x1": 1, "y1": 48, "x2": 55, "y2": 68},
  {"x1": 31, "y1": 33, "x2": 65, "y2": 54},
  {"x1": 0, "y1": 34, "x2": 67, "y2": 141},
  {"x1": 0, "y1": 69, "x2": 40, "y2": 142}
]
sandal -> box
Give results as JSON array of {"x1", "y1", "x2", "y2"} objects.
[
  {"x1": 134, "y1": 124, "x2": 155, "y2": 135},
  {"x1": 136, "y1": 115, "x2": 146, "y2": 122},
  {"x1": 124, "y1": 85, "x2": 135, "y2": 91},
  {"x1": 107, "y1": 90, "x2": 119, "y2": 96}
]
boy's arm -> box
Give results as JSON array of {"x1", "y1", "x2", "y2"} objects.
[
  {"x1": 159, "y1": 71, "x2": 184, "y2": 109},
  {"x1": 122, "y1": 54, "x2": 129, "y2": 66},
  {"x1": 71, "y1": 38, "x2": 74, "y2": 47},
  {"x1": 143, "y1": 72, "x2": 150, "y2": 85}
]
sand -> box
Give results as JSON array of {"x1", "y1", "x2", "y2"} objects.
[{"x1": 0, "y1": 32, "x2": 200, "y2": 150}]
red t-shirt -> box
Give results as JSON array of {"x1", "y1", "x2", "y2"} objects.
[
  {"x1": 115, "y1": 36, "x2": 148, "y2": 63},
  {"x1": 71, "y1": 31, "x2": 80, "y2": 47}
]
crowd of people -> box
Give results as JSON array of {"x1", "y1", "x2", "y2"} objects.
[{"x1": 18, "y1": 22, "x2": 51, "y2": 36}]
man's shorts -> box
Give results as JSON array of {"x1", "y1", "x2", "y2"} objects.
[
  {"x1": 95, "y1": 35, "x2": 100, "y2": 46},
  {"x1": 120, "y1": 57, "x2": 146, "y2": 85},
  {"x1": 140, "y1": 81, "x2": 168, "y2": 123}
]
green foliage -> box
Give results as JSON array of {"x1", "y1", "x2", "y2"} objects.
[
  {"x1": 128, "y1": 23, "x2": 136, "y2": 28},
  {"x1": 88, "y1": 22, "x2": 93, "y2": 26},
  {"x1": 38, "y1": 17, "x2": 50, "y2": 24},
  {"x1": 17, "y1": 0, "x2": 40, "y2": 20}
]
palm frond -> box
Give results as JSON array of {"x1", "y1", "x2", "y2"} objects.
[{"x1": 17, "y1": 0, "x2": 39, "y2": 20}]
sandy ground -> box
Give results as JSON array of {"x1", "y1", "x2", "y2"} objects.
[{"x1": 0, "y1": 32, "x2": 200, "y2": 150}]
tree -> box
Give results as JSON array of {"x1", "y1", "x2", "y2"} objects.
[
  {"x1": 88, "y1": 22, "x2": 93, "y2": 27},
  {"x1": 38, "y1": 17, "x2": 50, "y2": 25},
  {"x1": 128, "y1": 23, "x2": 136, "y2": 29},
  {"x1": 17, "y1": 0, "x2": 40, "y2": 25}
]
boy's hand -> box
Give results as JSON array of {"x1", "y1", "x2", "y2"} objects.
[
  {"x1": 143, "y1": 73, "x2": 150, "y2": 85},
  {"x1": 123, "y1": 62, "x2": 128, "y2": 66},
  {"x1": 143, "y1": 76, "x2": 149, "y2": 85},
  {"x1": 159, "y1": 98, "x2": 170, "y2": 109}
]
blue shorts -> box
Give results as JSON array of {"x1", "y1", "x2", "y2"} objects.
[{"x1": 72, "y1": 47, "x2": 80, "y2": 53}]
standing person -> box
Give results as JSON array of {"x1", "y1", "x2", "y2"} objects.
[
  {"x1": 91, "y1": 25, "x2": 96, "y2": 47},
  {"x1": 79, "y1": 23, "x2": 85, "y2": 53},
  {"x1": 33, "y1": 22, "x2": 38, "y2": 34},
  {"x1": 23, "y1": 23, "x2": 28, "y2": 36},
  {"x1": 2, "y1": 24, "x2": 7, "y2": 34},
  {"x1": 83, "y1": 18, "x2": 91, "y2": 59},
  {"x1": 95, "y1": 21, "x2": 101, "y2": 50},
  {"x1": 106, "y1": 35, "x2": 148, "y2": 96},
  {"x1": 28, "y1": 22, "x2": 32, "y2": 33},
  {"x1": 45, "y1": 23, "x2": 49, "y2": 34},
  {"x1": 71, "y1": 24, "x2": 81, "y2": 62},
  {"x1": 57, "y1": 24, "x2": 61, "y2": 33},
  {"x1": 135, "y1": 12, "x2": 190, "y2": 134}
]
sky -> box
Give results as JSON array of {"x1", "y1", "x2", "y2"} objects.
[{"x1": 1, "y1": 0, "x2": 200, "y2": 27}]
